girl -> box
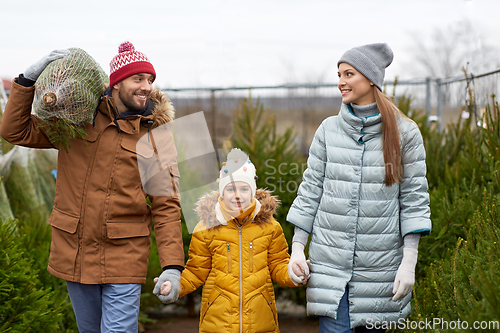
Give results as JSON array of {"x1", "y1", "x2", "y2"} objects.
[
  {"x1": 286, "y1": 43, "x2": 431, "y2": 332},
  {"x1": 156, "y1": 148, "x2": 308, "y2": 333}
]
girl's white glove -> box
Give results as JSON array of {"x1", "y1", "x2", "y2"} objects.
[
  {"x1": 392, "y1": 248, "x2": 418, "y2": 301},
  {"x1": 288, "y1": 242, "x2": 310, "y2": 286}
]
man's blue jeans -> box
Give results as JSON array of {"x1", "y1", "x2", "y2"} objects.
[{"x1": 66, "y1": 281, "x2": 141, "y2": 333}]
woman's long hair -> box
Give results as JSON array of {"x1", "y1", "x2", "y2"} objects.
[{"x1": 373, "y1": 87, "x2": 407, "y2": 186}]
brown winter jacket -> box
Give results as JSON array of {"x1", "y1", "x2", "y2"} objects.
[{"x1": 0, "y1": 79, "x2": 184, "y2": 284}]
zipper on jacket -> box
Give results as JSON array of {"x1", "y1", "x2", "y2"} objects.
[
  {"x1": 249, "y1": 242, "x2": 253, "y2": 272},
  {"x1": 227, "y1": 243, "x2": 232, "y2": 273},
  {"x1": 351, "y1": 144, "x2": 366, "y2": 279},
  {"x1": 238, "y1": 226, "x2": 243, "y2": 333}
]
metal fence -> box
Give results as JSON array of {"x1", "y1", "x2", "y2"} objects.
[
  {"x1": 162, "y1": 68, "x2": 500, "y2": 152},
  {"x1": 435, "y1": 68, "x2": 500, "y2": 132}
]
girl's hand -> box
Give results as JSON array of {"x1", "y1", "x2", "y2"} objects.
[
  {"x1": 291, "y1": 260, "x2": 311, "y2": 285},
  {"x1": 288, "y1": 242, "x2": 310, "y2": 286},
  {"x1": 303, "y1": 259, "x2": 311, "y2": 283},
  {"x1": 153, "y1": 277, "x2": 172, "y2": 295}
]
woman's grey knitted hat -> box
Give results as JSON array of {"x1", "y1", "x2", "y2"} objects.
[{"x1": 337, "y1": 43, "x2": 393, "y2": 91}]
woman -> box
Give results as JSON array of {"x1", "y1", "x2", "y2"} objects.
[{"x1": 287, "y1": 43, "x2": 431, "y2": 332}]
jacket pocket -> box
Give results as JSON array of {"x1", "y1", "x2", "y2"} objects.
[
  {"x1": 48, "y1": 208, "x2": 80, "y2": 275},
  {"x1": 248, "y1": 287, "x2": 278, "y2": 332},
  {"x1": 126, "y1": 132, "x2": 181, "y2": 198},
  {"x1": 131, "y1": 136, "x2": 155, "y2": 158},
  {"x1": 105, "y1": 221, "x2": 150, "y2": 278},
  {"x1": 249, "y1": 242, "x2": 253, "y2": 273},
  {"x1": 120, "y1": 136, "x2": 146, "y2": 182},
  {"x1": 168, "y1": 165, "x2": 180, "y2": 197},
  {"x1": 200, "y1": 287, "x2": 231, "y2": 332},
  {"x1": 82, "y1": 127, "x2": 100, "y2": 143},
  {"x1": 65, "y1": 126, "x2": 100, "y2": 148},
  {"x1": 106, "y1": 221, "x2": 150, "y2": 239},
  {"x1": 226, "y1": 243, "x2": 232, "y2": 273},
  {"x1": 141, "y1": 163, "x2": 181, "y2": 197}
]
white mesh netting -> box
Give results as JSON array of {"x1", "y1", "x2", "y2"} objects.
[
  {"x1": 32, "y1": 48, "x2": 108, "y2": 150},
  {"x1": 34, "y1": 47, "x2": 108, "y2": 126}
]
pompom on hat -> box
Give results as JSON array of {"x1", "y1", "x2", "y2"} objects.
[
  {"x1": 217, "y1": 148, "x2": 257, "y2": 197},
  {"x1": 337, "y1": 42, "x2": 393, "y2": 91},
  {"x1": 109, "y1": 41, "x2": 156, "y2": 88}
]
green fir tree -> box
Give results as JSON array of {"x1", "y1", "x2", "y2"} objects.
[{"x1": 0, "y1": 218, "x2": 72, "y2": 332}]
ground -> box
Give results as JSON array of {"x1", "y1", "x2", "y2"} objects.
[
  {"x1": 143, "y1": 297, "x2": 320, "y2": 333},
  {"x1": 143, "y1": 314, "x2": 320, "y2": 333}
]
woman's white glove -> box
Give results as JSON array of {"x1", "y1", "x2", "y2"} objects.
[
  {"x1": 153, "y1": 269, "x2": 181, "y2": 304},
  {"x1": 288, "y1": 242, "x2": 310, "y2": 286},
  {"x1": 24, "y1": 49, "x2": 70, "y2": 82},
  {"x1": 392, "y1": 248, "x2": 418, "y2": 301}
]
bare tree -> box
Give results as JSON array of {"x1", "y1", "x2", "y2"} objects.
[
  {"x1": 406, "y1": 19, "x2": 500, "y2": 108},
  {"x1": 407, "y1": 19, "x2": 499, "y2": 79}
]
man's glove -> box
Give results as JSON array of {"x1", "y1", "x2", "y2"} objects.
[
  {"x1": 288, "y1": 242, "x2": 309, "y2": 286},
  {"x1": 153, "y1": 269, "x2": 181, "y2": 304},
  {"x1": 24, "y1": 49, "x2": 70, "y2": 82},
  {"x1": 153, "y1": 277, "x2": 172, "y2": 295},
  {"x1": 392, "y1": 248, "x2": 418, "y2": 301}
]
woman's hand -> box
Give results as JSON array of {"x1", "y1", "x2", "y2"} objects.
[
  {"x1": 392, "y1": 248, "x2": 418, "y2": 301},
  {"x1": 288, "y1": 242, "x2": 310, "y2": 285},
  {"x1": 291, "y1": 259, "x2": 311, "y2": 285}
]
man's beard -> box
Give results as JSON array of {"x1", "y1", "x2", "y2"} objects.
[{"x1": 118, "y1": 90, "x2": 147, "y2": 112}]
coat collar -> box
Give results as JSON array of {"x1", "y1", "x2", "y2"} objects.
[
  {"x1": 98, "y1": 87, "x2": 175, "y2": 134},
  {"x1": 214, "y1": 200, "x2": 262, "y2": 226},
  {"x1": 195, "y1": 189, "x2": 279, "y2": 230},
  {"x1": 338, "y1": 103, "x2": 382, "y2": 143}
]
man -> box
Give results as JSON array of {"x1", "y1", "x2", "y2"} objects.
[{"x1": 0, "y1": 41, "x2": 184, "y2": 332}]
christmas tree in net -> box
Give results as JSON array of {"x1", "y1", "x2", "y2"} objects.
[{"x1": 33, "y1": 48, "x2": 108, "y2": 151}]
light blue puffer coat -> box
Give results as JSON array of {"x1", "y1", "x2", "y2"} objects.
[{"x1": 287, "y1": 103, "x2": 431, "y2": 328}]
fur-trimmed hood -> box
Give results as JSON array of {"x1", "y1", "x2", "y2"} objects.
[
  {"x1": 195, "y1": 188, "x2": 280, "y2": 230},
  {"x1": 148, "y1": 88, "x2": 175, "y2": 128},
  {"x1": 102, "y1": 87, "x2": 175, "y2": 129}
]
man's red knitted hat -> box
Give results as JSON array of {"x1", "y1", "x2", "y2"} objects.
[{"x1": 109, "y1": 41, "x2": 156, "y2": 87}]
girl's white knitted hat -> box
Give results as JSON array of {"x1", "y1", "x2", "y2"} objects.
[{"x1": 218, "y1": 148, "x2": 257, "y2": 196}]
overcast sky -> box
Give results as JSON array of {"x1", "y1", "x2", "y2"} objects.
[{"x1": 1, "y1": 0, "x2": 499, "y2": 88}]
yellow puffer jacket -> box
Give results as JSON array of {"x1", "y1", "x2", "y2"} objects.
[{"x1": 179, "y1": 189, "x2": 296, "y2": 333}]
